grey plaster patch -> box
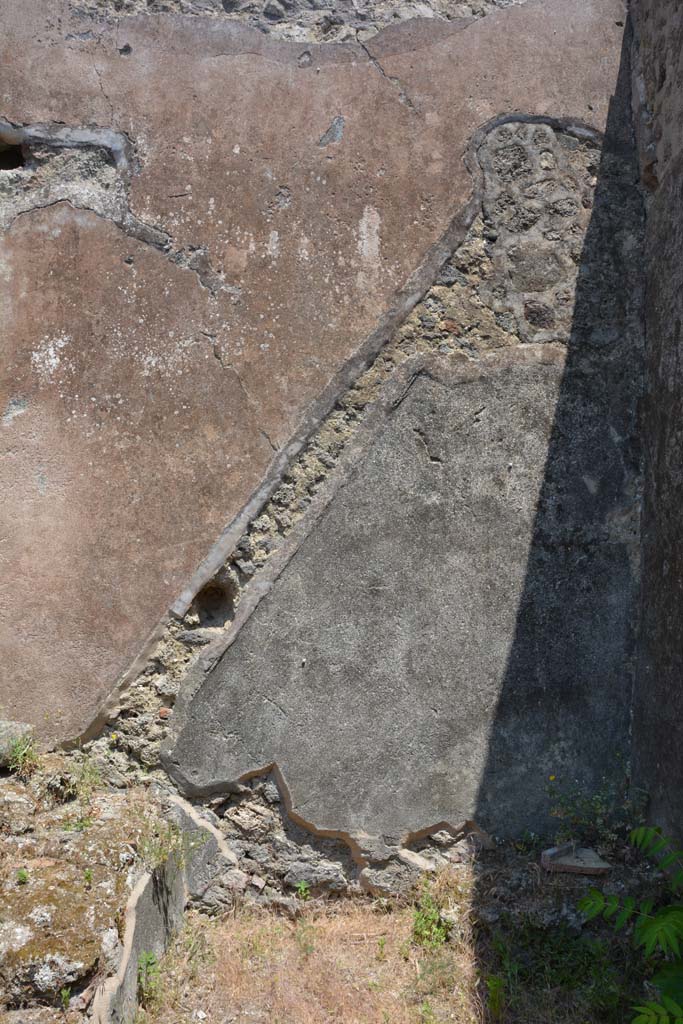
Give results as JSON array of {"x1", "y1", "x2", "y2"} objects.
[
  {"x1": 2, "y1": 397, "x2": 27, "y2": 424},
  {"x1": 318, "y1": 115, "x2": 345, "y2": 147},
  {"x1": 164, "y1": 344, "x2": 637, "y2": 838}
]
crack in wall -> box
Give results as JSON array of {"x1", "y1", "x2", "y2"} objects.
[
  {"x1": 93, "y1": 61, "x2": 116, "y2": 122},
  {"x1": 357, "y1": 40, "x2": 419, "y2": 112},
  {"x1": 230, "y1": 362, "x2": 279, "y2": 452},
  {"x1": 412, "y1": 424, "x2": 443, "y2": 464},
  {"x1": 208, "y1": 334, "x2": 278, "y2": 452}
]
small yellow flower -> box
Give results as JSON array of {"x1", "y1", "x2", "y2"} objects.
[{"x1": 549, "y1": 775, "x2": 556, "y2": 781}]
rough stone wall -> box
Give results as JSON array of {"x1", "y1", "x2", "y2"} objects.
[{"x1": 631, "y1": 0, "x2": 683, "y2": 839}]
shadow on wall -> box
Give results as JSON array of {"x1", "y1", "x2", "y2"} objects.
[
  {"x1": 473, "y1": 24, "x2": 645, "y2": 838},
  {"x1": 631, "y1": 0, "x2": 683, "y2": 843}
]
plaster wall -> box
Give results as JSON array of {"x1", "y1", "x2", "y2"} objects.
[
  {"x1": 0, "y1": 0, "x2": 629, "y2": 744},
  {"x1": 0, "y1": 0, "x2": 653, "y2": 845}
]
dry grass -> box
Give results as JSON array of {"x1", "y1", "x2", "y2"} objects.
[
  {"x1": 138, "y1": 872, "x2": 483, "y2": 1024},
  {"x1": 134, "y1": 850, "x2": 652, "y2": 1024}
]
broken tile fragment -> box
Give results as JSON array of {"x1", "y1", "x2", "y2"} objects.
[{"x1": 541, "y1": 844, "x2": 611, "y2": 876}]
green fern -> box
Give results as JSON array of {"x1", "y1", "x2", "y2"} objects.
[
  {"x1": 653, "y1": 965, "x2": 683, "y2": 1004},
  {"x1": 630, "y1": 828, "x2": 683, "y2": 892},
  {"x1": 579, "y1": 890, "x2": 683, "y2": 962},
  {"x1": 632, "y1": 997, "x2": 683, "y2": 1024},
  {"x1": 578, "y1": 826, "x2": 683, "y2": 1024},
  {"x1": 578, "y1": 890, "x2": 651, "y2": 935},
  {"x1": 637, "y1": 907, "x2": 683, "y2": 958}
]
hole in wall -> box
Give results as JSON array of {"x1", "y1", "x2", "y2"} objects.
[
  {"x1": 0, "y1": 142, "x2": 25, "y2": 170},
  {"x1": 191, "y1": 574, "x2": 237, "y2": 627}
]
